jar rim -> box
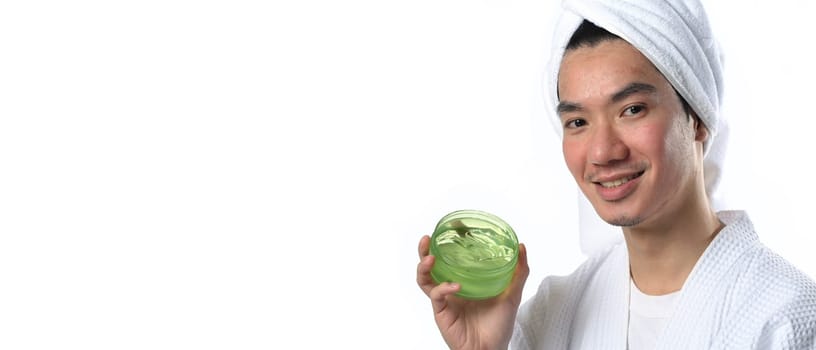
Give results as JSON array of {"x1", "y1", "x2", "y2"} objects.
[{"x1": 430, "y1": 209, "x2": 519, "y2": 273}]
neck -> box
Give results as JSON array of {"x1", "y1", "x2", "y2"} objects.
[{"x1": 623, "y1": 199, "x2": 724, "y2": 296}]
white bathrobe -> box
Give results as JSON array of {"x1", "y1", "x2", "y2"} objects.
[{"x1": 511, "y1": 211, "x2": 816, "y2": 349}]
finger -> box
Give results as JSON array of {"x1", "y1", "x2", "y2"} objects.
[
  {"x1": 418, "y1": 235, "x2": 430, "y2": 259},
  {"x1": 429, "y1": 282, "x2": 461, "y2": 313},
  {"x1": 416, "y1": 254, "x2": 437, "y2": 296},
  {"x1": 505, "y1": 243, "x2": 530, "y2": 304},
  {"x1": 518, "y1": 243, "x2": 529, "y2": 280}
]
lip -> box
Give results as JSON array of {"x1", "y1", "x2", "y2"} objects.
[{"x1": 592, "y1": 171, "x2": 644, "y2": 201}]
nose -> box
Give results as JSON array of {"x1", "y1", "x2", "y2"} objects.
[{"x1": 588, "y1": 122, "x2": 628, "y2": 165}]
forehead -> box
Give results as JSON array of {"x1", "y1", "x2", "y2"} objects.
[{"x1": 557, "y1": 39, "x2": 673, "y2": 102}]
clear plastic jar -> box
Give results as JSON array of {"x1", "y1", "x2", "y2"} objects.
[{"x1": 429, "y1": 209, "x2": 519, "y2": 299}]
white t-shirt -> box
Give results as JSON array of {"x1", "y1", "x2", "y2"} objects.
[{"x1": 627, "y1": 279, "x2": 682, "y2": 350}]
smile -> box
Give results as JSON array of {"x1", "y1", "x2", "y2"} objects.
[{"x1": 598, "y1": 171, "x2": 644, "y2": 188}]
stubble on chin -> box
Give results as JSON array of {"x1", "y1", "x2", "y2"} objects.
[{"x1": 605, "y1": 215, "x2": 642, "y2": 227}]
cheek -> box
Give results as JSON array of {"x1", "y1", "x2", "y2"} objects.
[
  {"x1": 657, "y1": 121, "x2": 695, "y2": 163},
  {"x1": 630, "y1": 123, "x2": 670, "y2": 157},
  {"x1": 562, "y1": 139, "x2": 585, "y2": 178},
  {"x1": 633, "y1": 121, "x2": 691, "y2": 182}
]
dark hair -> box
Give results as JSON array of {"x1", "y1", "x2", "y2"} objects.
[
  {"x1": 564, "y1": 20, "x2": 694, "y2": 119},
  {"x1": 566, "y1": 20, "x2": 621, "y2": 50}
]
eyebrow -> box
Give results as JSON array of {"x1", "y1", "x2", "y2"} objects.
[
  {"x1": 556, "y1": 101, "x2": 583, "y2": 115},
  {"x1": 610, "y1": 82, "x2": 657, "y2": 103},
  {"x1": 556, "y1": 82, "x2": 658, "y2": 116}
]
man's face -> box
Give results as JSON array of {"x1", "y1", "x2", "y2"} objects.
[{"x1": 557, "y1": 39, "x2": 703, "y2": 228}]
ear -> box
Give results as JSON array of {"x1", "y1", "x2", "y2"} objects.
[{"x1": 693, "y1": 115, "x2": 709, "y2": 142}]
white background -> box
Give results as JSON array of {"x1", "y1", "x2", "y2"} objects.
[{"x1": 1, "y1": 1, "x2": 814, "y2": 349}]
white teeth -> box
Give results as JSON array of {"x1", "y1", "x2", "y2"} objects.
[{"x1": 600, "y1": 174, "x2": 638, "y2": 188}]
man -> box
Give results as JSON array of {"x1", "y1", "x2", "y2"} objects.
[{"x1": 416, "y1": 0, "x2": 816, "y2": 349}]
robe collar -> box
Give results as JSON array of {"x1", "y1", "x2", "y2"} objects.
[{"x1": 568, "y1": 211, "x2": 757, "y2": 349}]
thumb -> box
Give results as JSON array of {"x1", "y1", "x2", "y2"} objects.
[{"x1": 506, "y1": 243, "x2": 529, "y2": 304}]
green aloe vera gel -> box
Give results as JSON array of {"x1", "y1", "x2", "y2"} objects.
[{"x1": 429, "y1": 209, "x2": 519, "y2": 300}]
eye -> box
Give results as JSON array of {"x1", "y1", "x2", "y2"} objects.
[
  {"x1": 623, "y1": 105, "x2": 645, "y2": 116},
  {"x1": 564, "y1": 118, "x2": 587, "y2": 129}
]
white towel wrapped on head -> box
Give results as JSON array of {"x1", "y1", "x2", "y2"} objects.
[{"x1": 544, "y1": 0, "x2": 730, "y2": 255}]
